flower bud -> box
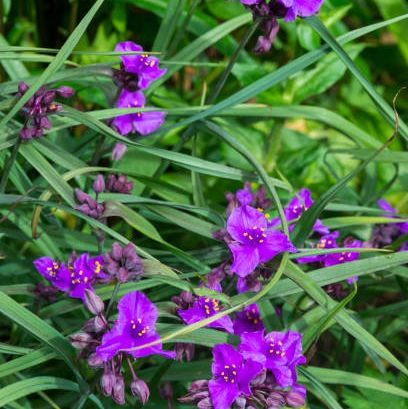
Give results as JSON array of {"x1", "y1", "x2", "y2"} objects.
[
  {"x1": 117, "y1": 266, "x2": 129, "y2": 283},
  {"x1": 131, "y1": 378, "x2": 150, "y2": 405},
  {"x1": 111, "y1": 242, "x2": 123, "y2": 261},
  {"x1": 75, "y1": 188, "x2": 92, "y2": 203},
  {"x1": 84, "y1": 288, "x2": 105, "y2": 315},
  {"x1": 93, "y1": 315, "x2": 108, "y2": 332},
  {"x1": 286, "y1": 391, "x2": 306, "y2": 407},
  {"x1": 56, "y1": 85, "x2": 75, "y2": 98},
  {"x1": 93, "y1": 174, "x2": 105, "y2": 194},
  {"x1": 100, "y1": 371, "x2": 115, "y2": 397},
  {"x1": 197, "y1": 398, "x2": 213, "y2": 409},
  {"x1": 87, "y1": 352, "x2": 104, "y2": 368},
  {"x1": 18, "y1": 81, "x2": 29, "y2": 95},
  {"x1": 266, "y1": 391, "x2": 286, "y2": 409},
  {"x1": 233, "y1": 396, "x2": 246, "y2": 409},
  {"x1": 112, "y1": 143, "x2": 127, "y2": 161},
  {"x1": 69, "y1": 332, "x2": 92, "y2": 349},
  {"x1": 112, "y1": 374, "x2": 126, "y2": 405}
]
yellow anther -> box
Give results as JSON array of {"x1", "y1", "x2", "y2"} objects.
[
  {"x1": 249, "y1": 236, "x2": 253, "y2": 240},
  {"x1": 262, "y1": 233, "x2": 267, "y2": 237},
  {"x1": 278, "y1": 341, "x2": 283, "y2": 346},
  {"x1": 259, "y1": 240, "x2": 264, "y2": 243},
  {"x1": 84, "y1": 277, "x2": 88, "y2": 283},
  {"x1": 243, "y1": 232, "x2": 248, "y2": 237}
]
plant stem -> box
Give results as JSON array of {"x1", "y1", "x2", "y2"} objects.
[
  {"x1": 0, "y1": 139, "x2": 22, "y2": 193},
  {"x1": 105, "y1": 281, "x2": 121, "y2": 318}
]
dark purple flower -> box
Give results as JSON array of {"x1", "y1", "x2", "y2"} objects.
[
  {"x1": 269, "y1": 189, "x2": 329, "y2": 235},
  {"x1": 111, "y1": 89, "x2": 165, "y2": 136},
  {"x1": 233, "y1": 304, "x2": 264, "y2": 336},
  {"x1": 239, "y1": 330, "x2": 305, "y2": 388},
  {"x1": 106, "y1": 174, "x2": 134, "y2": 194},
  {"x1": 278, "y1": 0, "x2": 324, "y2": 22},
  {"x1": 227, "y1": 205, "x2": 296, "y2": 277},
  {"x1": 115, "y1": 41, "x2": 167, "y2": 90},
  {"x1": 96, "y1": 291, "x2": 175, "y2": 361},
  {"x1": 177, "y1": 296, "x2": 234, "y2": 333},
  {"x1": 17, "y1": 82, "x2": 74, "y2": 141},
  {"x1": 208, "y1": 344, "x2": 263, "y2": 409}
]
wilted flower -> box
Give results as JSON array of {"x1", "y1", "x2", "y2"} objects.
[
  {"x1": 239, "y1": 330, "x2": 306, "y2": 388},
  {"x1": 16, "y1": 81, "x2": 74, "y2": 140},
  {"x1": 96, "y1": 291, "x2": 176, "y2": 361},
  {"x1": 226, "y1": 205, "x2": 296, "y2": 277}
]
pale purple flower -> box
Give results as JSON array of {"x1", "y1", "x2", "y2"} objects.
[
  {"x1": 278, "y1": 0, "x2": 324, "y2": 22},
  {"x1": 239, "y1": 330, "x2": 306, "y2": 388},
  {"x1": 208, "y1": 344, "x2": 263, "y2": 409},
  {"x1": 96, "y1": 291, "x2": 176, "y2": 361},
  {"x1": 111, "y1": 90, "x2": 165, "y2": 136},
  {"x1": 227, "y1": 205, "x2": 296, "y2": 277}
]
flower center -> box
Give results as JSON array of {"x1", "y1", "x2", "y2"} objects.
[
  {"x1": 70, "y1": 266, "x2": 90, "y2": 285},
  {"x1": 219, "y1": 363, "x2": 238, "y2": 384},
  {"x1": 316, "y1": 238, "x2": 334, "y2": 249},
  {"x1": 201, "y1": 298, "x2": 220, "y2": 316},
  {"x1": 242, "y1": 226, "x2": 267, "y2": 245},
  {"x1": 268, "y1": 338, "x2": 285, "y2": 358},
  {"x1": 129, "y1": 318, "x2": 150, "y2": 338},
  {"x1": 138, "y1": 53, "x2": 156, "y2": 69},
  {"x1": 94, "y1": 261, "x2": 102, "y2": 274},
  {"x1": 46, "y1": 262, "x2": 60, "y2": 277},
  {"x1": 245, "y1": 307, "x2": 260, "y2": 324}
]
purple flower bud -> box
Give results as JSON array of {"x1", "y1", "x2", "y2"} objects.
[
  {"x1": 111, "y1": 242, "x2": 123, "y2": 260},
  {"x1": 75, "y1": 189, "x2": 92, "y2": 203},
  {"x1": 93, "y1": 174, "x2": 105, "y2": 194},
  {"x1": 42, "y1": 91, "x2": 57, "y2": 105},
  {"x1": 56, "y1": 86, "x2": 75, "y2": 98},
  {"x1": 93, "y1": 315, "x2": 108, "y2": 332},
  {"x1": 197, "y1": 398, "x2": 213, "y2": 409},
  {"x1": 286, "y1": 390, "x2": 306, "y2": 407},
  {"x1": 112, "y1": 143, "x2": 127, "y2": 161},
  {"x1": 84, "y1": 288, "x2": 105, "y2": 315},
  {"x1": 100, "y1": 371, "x2": 115, "y2": 397},
  {"x1": 69, "y1": 332, "x2": 92, "y2": 349},
  {"x1": 117, "y1": 266, "x2": 129, "y2": 283},
  {"x1": 87, "y1": 352, "x2": 104, "y2": 368},
  {"x1": 175, "y1": 342, "x2": 195, "y2": 362},
  {"x1": 18, "y1": 81, "x2": 29, "y2": 95},
  {"x1": 266, "y1": 391, "x2": 286, "y2": 409},
  {"x1": 159, "y1": 381, "x2": 173, "y2": 400},
  {"x1": 233, "y1": 396, "x2": 246, "y2": 409},
  {"x1": 131, "y1": 378, "x2": 150, "y2": 405},
  {"x1": 112, "y1": 374, "x2": 126, "y2": 405}
]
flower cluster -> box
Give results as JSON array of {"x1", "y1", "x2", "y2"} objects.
[
  {"x1": 16, "y1": 82, "x2": 74, "y2": 140},
  {"x1": 240, "y1": 0, "x2": 324, "y2": 53},
  {"x1": 111, "y1": 41, "x2": 166, "y2": 137},
  {"x1": 180, "y1": 327, "x2": 306, "y2": 409},
  {"x1": 33, "y1": 252, "x2": 105, "y2": 301}
]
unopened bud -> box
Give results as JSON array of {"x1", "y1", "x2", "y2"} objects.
[
  {"x1": 197, "y1": 398, "x2": 213, "y2": 409},
  {"x1": 87, "y1": 352, "x2": 104, "y2": 368},
  {"x1": 112, "y1": 374, "x2": 126, "y2": 405},
  {"x1": 286, "y1": 391, "x2": 306, "y2": 407},
  {"x1": 131, "y1": 378, "x2": 150, "y2": 405},
  {"x1": 112, "y1": 143, "x2": 127, "y2": 161},
  {"x1": 93, "y1": 174, "x2": 105, "y2": 194},
  {"x1": 84, "y1": 288, "x2": 105, "y2": 315},
  {"x1": 117, "y1": 266, "x2": 129, "y2": 283},
  {"x1": 70, "y1": 332, "x2": 92, "y2": 349},
  {"x1": 56, "y1": 85, "x2": 75, "y2": 98},
  {"x1": 75, "y1": 188, "x2": 91, "y2": 203},
  {"x1": 233, "y1": 396, "x2": 246, "y2": 409},
  {"x1": 93, "y1": 315, "x2": 108, "y2": 332},
  {"x1": 111, "y1": 242, "x2": 123, "y2": 261},
  {"x1": 266, "y1": 391, "x2": 286, "y2": 409},
  {"x1": 18, "y1": 82, "x2": 29, "y2": 94},
  {"x1": 100, "y1": 371, "x2": 115, "y2": 397}
]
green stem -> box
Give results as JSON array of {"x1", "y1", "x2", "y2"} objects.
[
  {"x1": 105, "y1": 281, "x2": 121, "y2": 318},
  {"x1": 0, "y1": 139, "x2": 22, "y2": 193}
]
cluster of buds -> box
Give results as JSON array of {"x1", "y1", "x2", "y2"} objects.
[
  {"x1": 104, "y1": 242, "x2": 144, "y2": 283},
  {"x1": 179, "y1": 371, "x2": 306, "y2": 409},
  {"x1": 226, "y1": 183, "x2": 271, "y2": 217},
  {"x1": 16, "y1": 82, "x2": 74, "y2": 140},
  {"x1": 32, "y1": 282, "x2": 59, "y2": 303},
  {"x1": 74, "y1": 173, "x2": 133, "y2": 219}
]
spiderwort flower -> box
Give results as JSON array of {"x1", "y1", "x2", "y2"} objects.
[
  {"x1": 233, "y1": 304, "x2": 265, "y2": 336},
  {"x1": 16, "y1": 82, "x2": 74, "y2": 141},
  {"x1": 111, "y1": 90, "x2": 166, "y2": 136},
  {"x1": 239, "y1": 330, "x2": 306, "y2": 388},
  {"x1": 269, "y1": 188, "x2": 329, "y2": 235},
  {"x1": 177, "y1": 295, "x2": 234, "y2": 333},
  {"x1": 278, "y1": 0, "x2": 324, "y2": 22},
  {"x1": 114, "y1": 41, "x2": 167, "y2": 91},
  {"x1": 208, "y1": 344, "x2": 263, "y2": 409},
  {"x1": 96, "y1": 291, "x2": 176, "y2": 361},
  {"x1": 227, "y1": 205, "x2": 296, "y2": 277}
]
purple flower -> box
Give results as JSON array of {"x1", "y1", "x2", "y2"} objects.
[
  {"x1": 111, "y1": 90, "x2": 165, "y2": 136},
  {"x1": 297, "y1": 231, "x2": 339, "y2": 264},
  {"x1": 227, "y1": 205, "x2": 296, "y2": 277},
  {"x1": 96, "y1": 291, "x2": 176, "y2": 361},
  {"x1": 177, "y1": 296, "x2": 234, "y2": 333},
  {"x1": 270, "y1": 188, "x2": 329, "y2": 235},
  {"x1": 208, "y1": 344, "x2": 263, "y2": 409},
  {"x1": 278, "y1": 0, "x2": 324, "y2": 22},
  {"x1": 33, "y1": 253, "x2": 104, "y2": 301},
  {"x1": 239, "y1": 330, "x2": 306, "y2": 388},
  {"x1": 233, "y1": 304, "x2": 264, "y2": 336},
  {"x1": 114, "y1": 41, "x2": 167, "y2": 90},
  {"x1": 17, "y1": 82, "x2": 74, "y2": 141}
]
